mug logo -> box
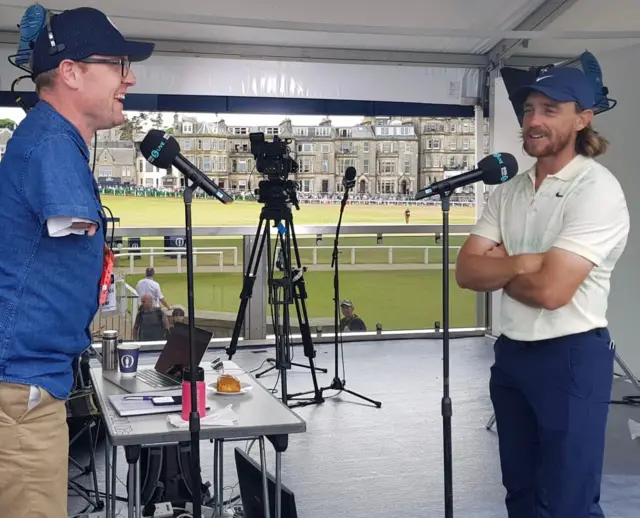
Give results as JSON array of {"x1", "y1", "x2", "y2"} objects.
[{"x1": 120, "y1": 354, "x2": 135, "y2": 369}]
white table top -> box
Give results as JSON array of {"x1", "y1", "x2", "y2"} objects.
[{"x1": 90, "y1": 361, "x2": 306, "y2": 447}]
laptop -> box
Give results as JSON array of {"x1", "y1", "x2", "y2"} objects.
[{"x1": 102, "y1": 322, "x2": 213, "y2": 393}]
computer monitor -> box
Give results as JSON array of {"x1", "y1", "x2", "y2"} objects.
[{"x1": 234, "y1": 447, "x2": 298, "y2": 518}]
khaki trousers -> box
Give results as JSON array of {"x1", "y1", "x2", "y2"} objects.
[{"x1": 0, "y1": 381, "x2": 68, "y2": 518}]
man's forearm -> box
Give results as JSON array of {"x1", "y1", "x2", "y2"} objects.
[
  {"x1": 504, "y1": 271, "x2": 550, "y2": 309},
  {"x1": 456, "y1": 255, "x2": 524, "y2": 292}
]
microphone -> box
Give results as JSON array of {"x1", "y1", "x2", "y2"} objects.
[
  {"x1": 140, "y1": 129, "x2": 234, "y2": 204},
  {"x1": 415, "y1": 152, "x2": 518, "y2": 200},
  {"x1": 343, "y1": 166, "x2": 357, "y2": 189}
]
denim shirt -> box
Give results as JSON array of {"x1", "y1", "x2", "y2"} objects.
[{"x1": 0, "y1": 101, "x2": 105, "y2": 399}]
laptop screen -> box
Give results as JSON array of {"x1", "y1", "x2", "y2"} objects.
[{"x1": 154, "y1": 322, "x2": 213, "y2": 377}]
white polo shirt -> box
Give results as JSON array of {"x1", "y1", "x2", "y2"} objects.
[
  {"x1": 135, "y1": 277, "x2": 164, "y2": 308},
  {"x1": 472, "y1": 154, "x2": 629, "y2": 341}
]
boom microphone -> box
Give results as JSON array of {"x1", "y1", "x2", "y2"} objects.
[
  {"x1": 415, "y1": 152, "x2": 518, "y2": 200},
  {"x1": 140, "y1": 129, "x2": 234, "y2": 204},
  {"x1": 343, "y1": 166, "x2": 357, "y2": 189}
]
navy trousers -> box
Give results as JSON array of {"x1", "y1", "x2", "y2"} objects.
[{"x1": 489, "y1": 328, "x2": 615, "y2": 518}]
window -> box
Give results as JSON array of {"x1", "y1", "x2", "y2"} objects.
[
  {"x1": 337, "y1": 159, "x2": 356, "y2": 173},
  {"x1": 302, "y1": 180, "x2": 312, "y2": 192},
  {"x1": 405, "y1": 142, "x2": 413, "y2": 153},
  {"x1": 182, "y1": 123, "x2": 193, "y2": 134},
  {"x1": 321, "y1": 180, "x2": 329, "y2": 193},
  {"x1": 202, "y1": 139, "x2": 212, "y2": 151},
  {"x1": 400, "y1": 126, "x2": 414, "y2": 136},
  {"x1": 315, "y1": 127, "x2": 331, "y2": 137},
  {"x1": 449, "y1": 123, "x2": 456, "y2": 132},
  {"x1": 232, "y1": 127, "x2": 247, "y2": 135},
  {"x1": 183, "y1": 140, "x2": 192, "y2": 151},
  {"x1": 322, "y1": 160, "x2": 329, "y2": 172},
  {"x1": 298, "y1": 158, "x2": 312, "y2": 173},
  {"x1": 381, "y1": 142, "x2": 392, "y2": 153},
  {"x1": 363, "y1": 141, "x2": 370, "y2": 153},
  {"x1": 431, "y1": 139, "x2": 441, "y2": 150},
  {"x1": 340, "y1": 143, "x2": 353, "y2": 153},
  {"x1": 321, "y1": 143, "x2": 330, "y2": 154},
  {"x1": 98, "y1": 166, "x2": 112, "y2": 178},
  {"x1": 266, "y1": 127, "x2": 278, "y2": 136},
  {"x1": 462, "y1": 138, "x2": 470, "y2": 150},
  {"x1": 339, "y1": 129, "x2": 352, "y2": 138},
  {"x1": 203, "y1": 157, "x2": 212, "y2": 171},
  {"x1": 449, "y1": 156, "x2": 456, "y2": 168},
  {"x1": 449, "y1": 140, "x2": 457, "y2": 150},
  {"x1": 376, "y1": 127, "x2": 390, "y2": 136},
  {"x1": 379, "y1": 160, "x2": 395, "y2": 174},
  {"x1": 363, "y1": 159, "x2": 369, "y2": 174},
  {"x1": 294, "y1": 127, "x2": 308, "y2": 136},
  {"x1": 377, "y1": 180, "x2": 395, "y2": 194},
  {"x1": 122, "y1": 166, "x2": 132, "y2": 177},
  {"x1": 462, "y1": 155, "x2": 469, "y2": 168},
  {"x1": 297, "y1": 143, "x2": 315, "y2": 153},
  {"x1": 217, "y1": 140, "x2": 225, "y2": 151},
  {"x1": 404, "y1": 159, "x2": 410, "y2": 174},
  {"x1": 423, "y1": 154, "x2": 432, "y2": 168},
  {"x1": 462, "y1": 123, "x2": 470, "y2": 133}
]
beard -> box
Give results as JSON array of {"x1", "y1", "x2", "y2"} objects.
[{"x1": 523, "y1": 128, "x2": 573, "y2": 158}]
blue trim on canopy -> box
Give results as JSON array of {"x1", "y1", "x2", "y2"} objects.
[{"x1": 0, "y1": 91, "x2": 487, "y2": 117}]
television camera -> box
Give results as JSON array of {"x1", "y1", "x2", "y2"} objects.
[{"x1": 249, "y1": 132, "x2": 300, "y2": 209}]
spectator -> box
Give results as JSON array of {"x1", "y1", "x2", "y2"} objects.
[
  {"x1": 405, "y1": 208, "x2": 411, "y2": 223},
  {"x1": 136, "y1": 267, "x2": 171, "y2": 310},
  {"x1": 169, "y1": 307, "x2": 185, "y2": 333},
  {"x1": 133, "y1": 294, "x2": 169, "y2": 342},
  {"x1": 339, "y1": 300, "x2": 367, "y2": 332}
]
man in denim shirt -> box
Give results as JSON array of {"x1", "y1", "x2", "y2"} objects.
[{"x1": 0, "y1": 8, "x2": 154, "y2": 518}]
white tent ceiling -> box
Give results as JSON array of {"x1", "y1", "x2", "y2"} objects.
[{"x1": 0, "y1": 0, "x2": 639, "y2": 68}]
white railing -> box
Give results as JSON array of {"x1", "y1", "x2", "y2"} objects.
[
  {"x1": 112, "y1": 244, "x2": 460, "y2": 273},
  {"x1": 114, "y1": 246, "x2": 238, "y2": 273},
  {"x1": 297, "y1": 245, "x2": 461, "y2": 265}
]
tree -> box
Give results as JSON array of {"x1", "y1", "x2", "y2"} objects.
[
  {"x1": 150, "y1": 112, "x2": 164, "y2": 129},
  {"x1": 118, "y1": 113, "x2": 148, "y2": 141},
  {"x1": 0, "y1": 118, "x2": 17, "y2": 131}
]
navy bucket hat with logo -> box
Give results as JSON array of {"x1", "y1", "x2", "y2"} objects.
[{"x1": 31, "y1": 7, "x2": 155, "y2": 77}]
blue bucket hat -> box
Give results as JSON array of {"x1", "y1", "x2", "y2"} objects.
[
  {"x1": 511, "y1": 67, "x2": 596, "y2": 111},
  {"x1": 31, "y1": 7, "x2": 155, "y2": 76}
]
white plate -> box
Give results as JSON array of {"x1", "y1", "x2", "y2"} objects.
[{"x1": 207, "y1": 381, "x2": 253, "y2": 396}]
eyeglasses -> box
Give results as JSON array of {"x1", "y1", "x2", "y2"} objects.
[{"x1": 78, "y1": 57, "x2": 131, "y2": 78}]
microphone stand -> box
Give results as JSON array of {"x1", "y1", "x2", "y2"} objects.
[
  {"x1": 439, "y1": 191, "x2": 453, "y2": 518},
  {"x1": 319, "y1": 181, "x2": 382, "y2": 408},
  {"x1": 183, "y1": 181, "x2": 203, "y2": 518}
]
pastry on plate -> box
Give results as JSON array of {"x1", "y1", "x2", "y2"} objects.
[{"x1": 216, "y1": 374, "x2": 241, "y2": 393}]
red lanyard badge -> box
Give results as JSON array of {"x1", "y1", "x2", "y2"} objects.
[{"x1": 99, "y1": 244, "x2": 115, "y2": 305}]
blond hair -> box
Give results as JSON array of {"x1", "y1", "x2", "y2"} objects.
[{"x1": 575, "y1": 124, "x2": 609, "y2": 158}]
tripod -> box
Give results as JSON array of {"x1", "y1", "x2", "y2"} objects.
[
  {"x1": 226, "y1": 189, "x2": 324, "y2": 409},
  {"x1": 294, "y1": 180, "x2": 382, "y2": 408}
]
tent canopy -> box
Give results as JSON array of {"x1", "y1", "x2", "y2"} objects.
[{"x1": 0, "y1": 0, "x2": 638, "y2": 110}]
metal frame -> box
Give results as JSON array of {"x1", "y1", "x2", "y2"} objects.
[
  {"x1": 110, "y1": 223, "x2": 484, "y2": 342},
  {"x1": 485, "y1": 0, "x2": 582, "y2": 68}
]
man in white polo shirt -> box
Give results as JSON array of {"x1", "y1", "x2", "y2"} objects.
[
  {"x1": 456, "y1": 67, "x2": 629, "y2": 518},
  {"x1": 136, "y1": 267, "x2": 172, "y2": 310}
]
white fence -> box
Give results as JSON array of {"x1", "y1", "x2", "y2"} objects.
[{"x1": 113, "y1": 245, "x2": 461, "y2": 273}]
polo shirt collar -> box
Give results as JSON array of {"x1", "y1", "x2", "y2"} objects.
[
  {"x1": 33, "y1": 100, "x2": 90, "y2": 161},
  {"x1": 526, "y1": 154, "x2": 590, "y2": 184}
]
